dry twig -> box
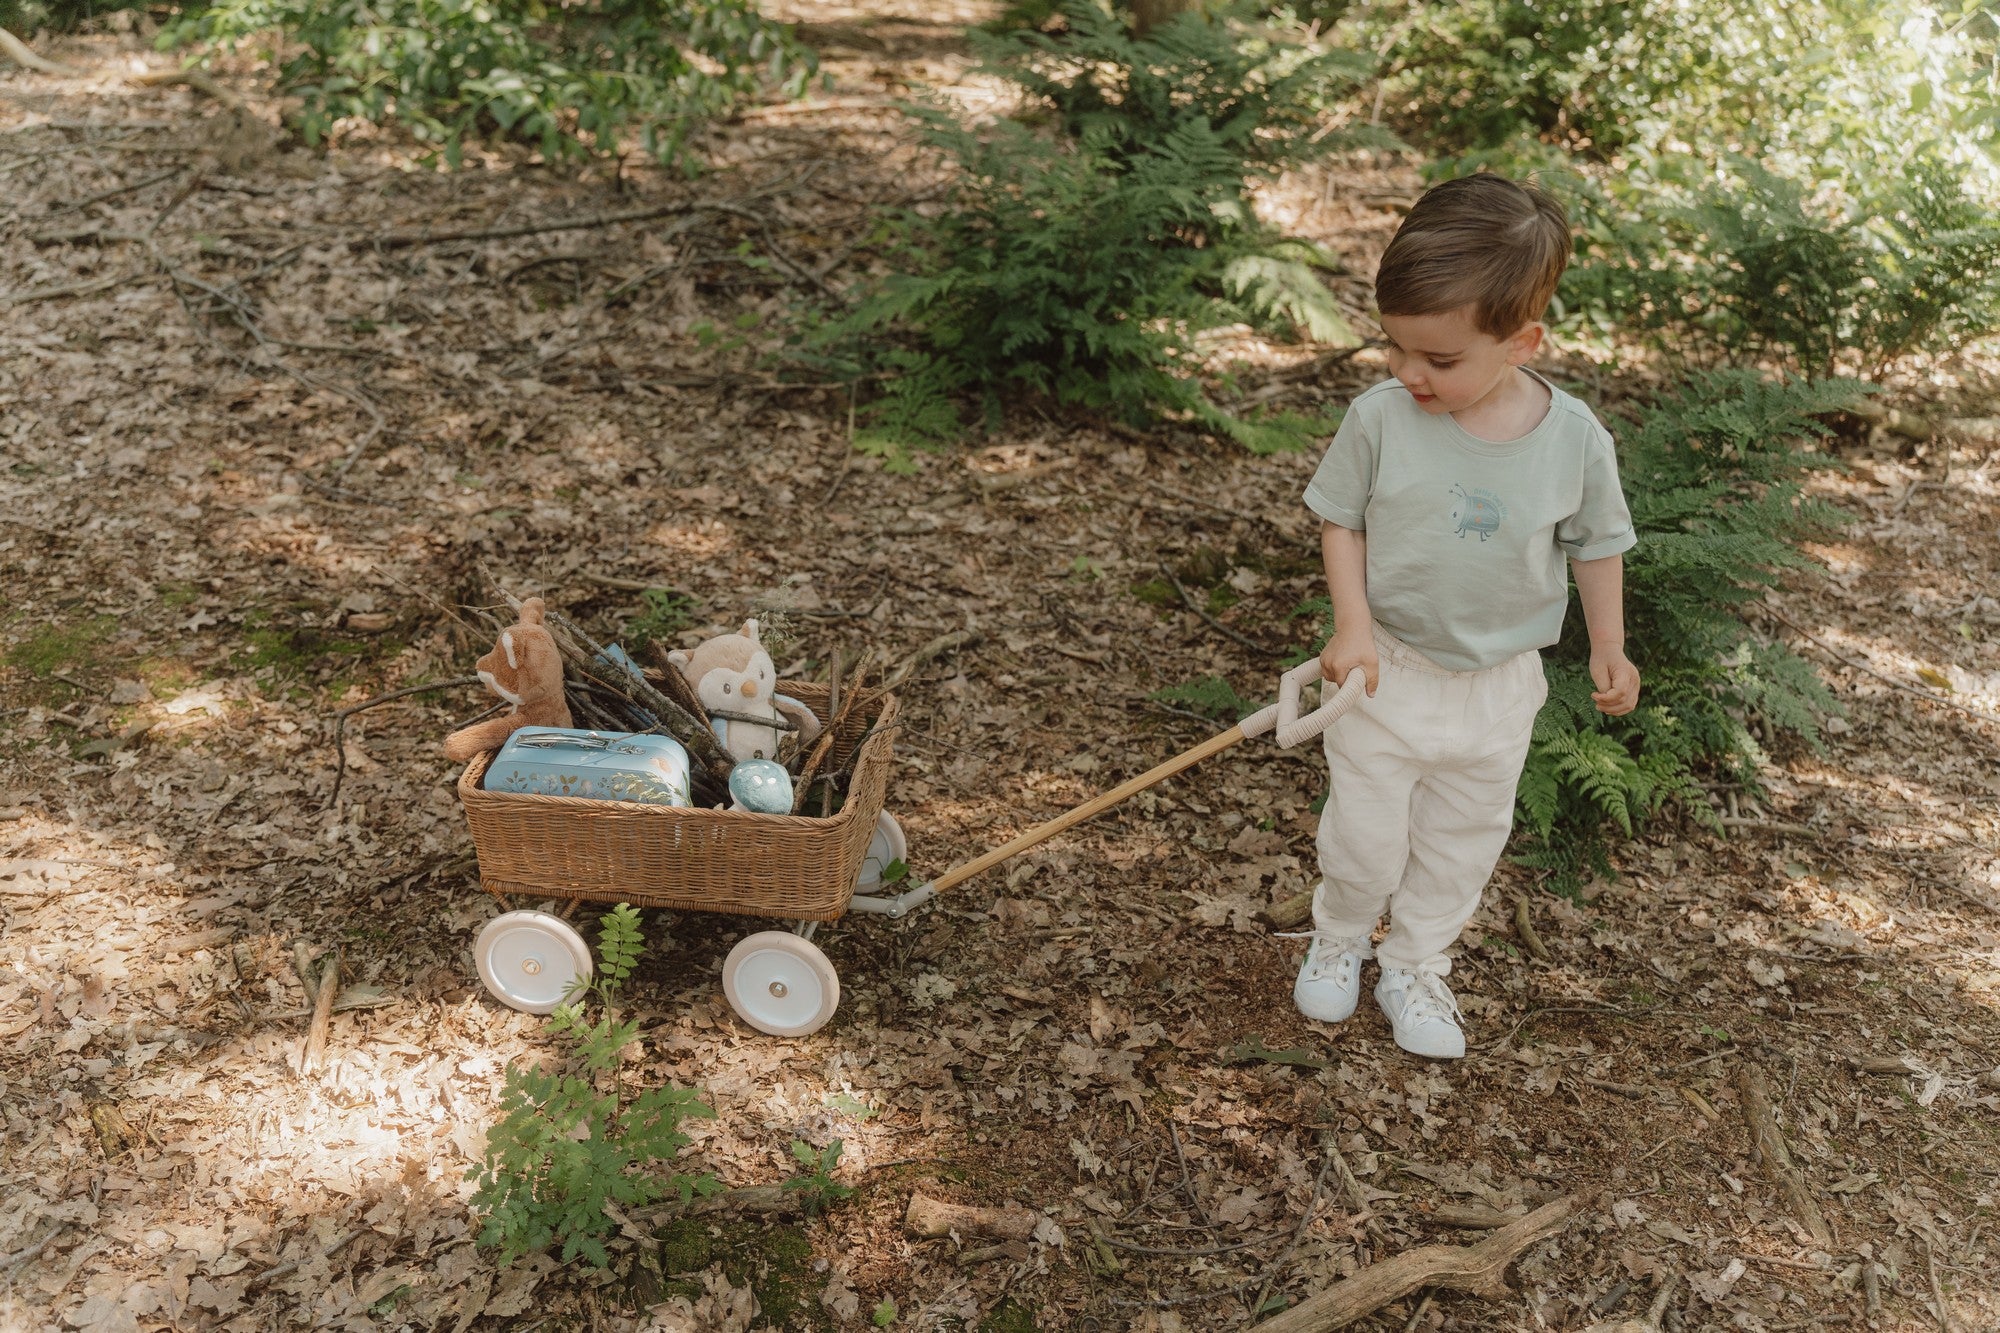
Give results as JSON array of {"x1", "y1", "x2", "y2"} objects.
[
  {"x1": 326, "y1": 676, "x2": 480, "y2": 808},
  {"x1": 1513, "y1": 896, "x2": 1551, "y2": 960},
  {"x1": 1737, "y1": 1064, "x2": 1833, "y2": 1247},
  {"x1": 1254, "y1": 1192, "x2": 1592, "y2": 1332},
  {"x1": 1159, "y1": 559, "x2": 1284, "y2": 658},
  {"x1": 299, "y1": 948, "x2": 341, "y2": 1076},
  {"x1": 1761, "y1": 603, "x2": 2000, "y2": 730}
]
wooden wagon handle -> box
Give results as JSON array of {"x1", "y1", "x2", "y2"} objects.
[
  {"x1": 925, "y1": 665, "x2": 1365, "y2": 899},
  {"x1": 925, "y1": 723, "x2": 1252, "y2": 898},
  {"x1": 848, "y1": 664, "x2": 1367, "y2": 918}
]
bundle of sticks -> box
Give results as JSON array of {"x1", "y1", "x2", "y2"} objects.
[{"x1": 478, "y1": 585, "x2": 886, "y2": 815}]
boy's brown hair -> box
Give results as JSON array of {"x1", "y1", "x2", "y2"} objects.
[{"x1": 1375, "y1": 174, "x2": 1571, "y2": 337}]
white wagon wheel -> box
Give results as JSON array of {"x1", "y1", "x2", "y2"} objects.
[
  {"x1": 855, "y1": 810, "x2": 908, "y2": 890},
  {"x1": 722, "y1": 931, "x2": 841, "y2": 1037},
  {"x1": 475, "y1": 910, "x2": 594, "y2": 1014}
]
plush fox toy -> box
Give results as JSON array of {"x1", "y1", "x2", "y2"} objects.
[
  {"x1": 667, "y1": 619, "x2": 822, "y2": 763},
  {"x1": 443, "y1": 597, "x2": 573, "y2": 761}
]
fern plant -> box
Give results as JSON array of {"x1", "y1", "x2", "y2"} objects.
[
  {"x1": 469, "y1": 905, "x2": 718, "y2": 1266},
  {"x1": 1149, "y1": 675, "x2": 1262, "y2": 720},
  {"x1": 818, "y1": 0, "x2": 1378, "y2": 465},
  {"x1": 1569, "y1": 153, "x2": 2000, "y2": 376},
  {"x1": 1514, "y1": 371, "x2": 1864, "y2": 887}
]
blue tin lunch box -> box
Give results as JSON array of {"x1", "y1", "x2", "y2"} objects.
[{"x1": 484, "y1": 727, "x2": 692, "y2": 807}]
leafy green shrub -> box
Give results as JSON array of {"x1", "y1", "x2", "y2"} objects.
[
  {"x1": 782, "y1": 1138, "x2": 854, "y2": 1215},
  {"x1": 1515, "y1": 372, "x2": 1863, "y2": 886},
  {"x1": 469, "y1": 905, "x2": 717, "y2": 1266},
  {"x1": 1541, "y1": 152, "x2": 2000, "y2": 376},
  {"x1": 625, "y1": 587, "x2": 699, "y2": 654},
  {"x1": 168, "y1": 0, "x2": 815, "y2": 168},
  {"x1": 1356, "y1": 0, "x2": 1994, "y2": 170},
  {"x1": 820, "y1": 0, "x2": 1378, "y2": 464},
  {"x1": 1357, "y1": 0, "x2": 2000, "y2": 370}
]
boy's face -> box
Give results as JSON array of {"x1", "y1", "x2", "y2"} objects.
[{"x1": 1378, "y1": 307, "x2": 1542, "y2": 417}]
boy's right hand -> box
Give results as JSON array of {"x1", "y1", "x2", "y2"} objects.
[{"x1": 1319, "y1": 625, "x2": 1379, "y2": 697}]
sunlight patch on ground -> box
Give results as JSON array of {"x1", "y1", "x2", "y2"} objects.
[{"x1": 1803, "y1": 621, "x2": 2000, "y2": 710}]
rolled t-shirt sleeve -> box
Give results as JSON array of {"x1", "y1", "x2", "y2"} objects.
[
  {"x1": 1557, "y1": 429, "x2": 1637, "y2": 560},
  {"x1": 1303, "y1": 407, "x2": 1376, "y2": 530}
]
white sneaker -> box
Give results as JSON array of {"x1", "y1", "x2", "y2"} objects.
[
  {"x1": 1284, "y1": 931, "x2": 1372, "y2": 1023},
  {"x1": 1374, "y1": 965, "x2": 1466, "y2": 1059}
]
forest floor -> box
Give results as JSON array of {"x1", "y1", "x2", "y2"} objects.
[{"x1": 3, "y1": 6, "x2": 1999, "y2": 1332}]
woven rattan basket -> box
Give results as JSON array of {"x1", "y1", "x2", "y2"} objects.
[{"x1": 458, "y1": 683, "x2": 897, "y2": 923}]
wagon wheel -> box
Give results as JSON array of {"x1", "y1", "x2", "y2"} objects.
[
  {"x1": 475, "y1": 910, "x2": 594, "y2": 1014},
  {"x1": 722, "y1": 931, "x2": 840, "y2": 1037},
  {"x1": 855, "y1": 811, "x2": 908, "y2": 891}
]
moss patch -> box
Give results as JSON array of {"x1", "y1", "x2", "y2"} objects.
[
  {"x1": 6, "y1": 615, "x2": 116, "y2": 678},
  {"x1": 654, "y1": 1217, "x2": 830, "y2": 1330},
  {"x1": 977, "y1": 1298, "x2": 1038, "y2": 1333}
]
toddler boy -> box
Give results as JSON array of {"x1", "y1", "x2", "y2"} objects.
[{"x1": 1294, "y1": 174, "x2": 1640, "y2": 1059}]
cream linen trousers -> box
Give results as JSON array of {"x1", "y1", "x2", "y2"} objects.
[{"x1": 1312, "y1": 627, "x2": 1548, "y2": 973}]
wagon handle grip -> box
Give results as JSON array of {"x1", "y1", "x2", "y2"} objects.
[{"x1": 1238, "y1": 660, "x2": 1366, "y2": 748}]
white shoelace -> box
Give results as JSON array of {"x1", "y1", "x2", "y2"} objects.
[
  {"x1": 1388, "y1": 965, "x2": 1461, "y2": 1026},
  {"x1": 1277, "y1": 930, "x2": 1370, "y2": 984}
]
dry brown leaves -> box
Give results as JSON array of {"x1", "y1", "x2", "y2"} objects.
[{"x1": 4, "y1": 6, "x2": 2000, "y2": 1332}]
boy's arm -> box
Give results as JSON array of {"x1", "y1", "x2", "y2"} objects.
[
  {"x1": 1319, "y1": 521, "x2": 1378, "y2": 695},
  {"x1": 1572, "y1": 554, "x2": 1639, "y2": 715}
]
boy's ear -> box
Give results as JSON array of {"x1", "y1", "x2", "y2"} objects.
[{"x1": 1505, "y1": 322, "x2": 1546, "y2": 365}]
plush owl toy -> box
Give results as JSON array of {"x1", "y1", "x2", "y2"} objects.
[
  {"x1": 667, "y1": 619, "x2": 823, "y2": 763},
  {"x1": 443, "y1": 597, "x2": 574, "y2": 761}
]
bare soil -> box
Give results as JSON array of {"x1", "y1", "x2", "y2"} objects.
[{"x1": 3, "y1": 8, "x2": 1998, "y2": 1332}]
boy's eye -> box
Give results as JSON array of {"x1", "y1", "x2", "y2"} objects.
[{"x1": 1432, "y1": 361, "x2": 1457, "y2": 371}]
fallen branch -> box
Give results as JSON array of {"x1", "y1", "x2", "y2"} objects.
[
  {"x1": 1160, "y1": 559, "x2": 1285, "y2": 658},
  {"x1": 1760, "y1": 603, "x2": 2000, "y2": 730},
  {"x1": 652, "y1": 1183, "x2": 810, "y2": 1221},
  {"x1": 248, "y1": 1228, "x2": 364, "y2": 1287},
  {"x1": 0, "y1": 31, "x2": 241, "y2": 105},
  {"x1": 1513, "y1": 897, "x2": 1551, "y2": 960},
  {"x1": 0, "y1": 1221, "x2": 71, "y2": 1275},
  {"x1": 0, "y1": 26, "x2": 70, "y2": 74},
  {"x1": 49, "y1": 164, "x2": 186, "y2": 214},
  {"x1": 299, "y1": 947, "x2": 340, "y2": 1076},
  {"x1": 882, "y1": 630, "x2": 980, "y2": 691},
  {"x1": 371, "y1": 201, "x2": 712, "y2": 250},
  {"x1": 1253, "y1": 1192, "x2": 1590, "y2": 1332},
  {"x1": 5, "y1": 267, "x2": 153, "y2": 307},
  {"x1": 903, "y1": 1192, "x2": 1039, "y2": 1242},
  {"x1": 1425, "y1": 1202, "x2": 1527, "y2": 1230},
  {"x1": 1736, "y1": 1064, "x2": 1832, "y2": 1247},
  {"x1": 1717, "y1": 816, "x2": 1817, "y2": 836},
  {"x1": 326, "y1": 675, "x2": 481, "y2": 808}
]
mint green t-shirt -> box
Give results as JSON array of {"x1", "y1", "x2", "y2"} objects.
[{"x1": 1303, "y1": 373, "x2": 1636, "y2": 671}]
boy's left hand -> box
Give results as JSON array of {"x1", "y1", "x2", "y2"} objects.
[{"x1": 1590, "y1": 647, "x2": 1641, "y2": 716}]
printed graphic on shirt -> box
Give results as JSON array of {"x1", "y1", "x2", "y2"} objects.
[{"x1": 1448, "y1": 484, "x2": 1506, "y2": 542}]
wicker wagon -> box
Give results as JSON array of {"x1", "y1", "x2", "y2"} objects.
[{"x1": 456, "y1": 682, "x2": 902, "y2": 1035}]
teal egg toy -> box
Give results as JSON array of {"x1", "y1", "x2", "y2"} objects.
[{"x1": 728, "y1": 759, "x2": 794, "y2": 814}]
